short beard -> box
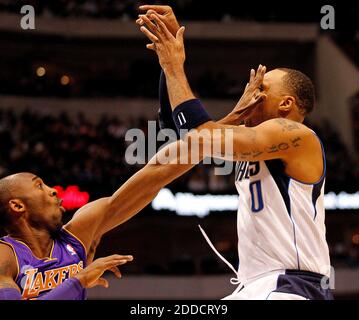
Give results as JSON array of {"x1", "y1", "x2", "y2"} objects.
[{"x1": 49, "y1": 220, "x2": 64, "y2": 238}]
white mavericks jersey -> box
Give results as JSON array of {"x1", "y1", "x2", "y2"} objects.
[{"x1": 234, "y1": 140, "x2": 331, "y2": 284}]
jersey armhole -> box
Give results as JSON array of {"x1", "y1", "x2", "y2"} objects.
[
  {"x1": 0, "y1": 240, "x2": 20, "y2": 282},
  {"x1": 61, "y1": 227, "x2": 88, "y2": 258},
  {"x1": 281, "y1": 131, "x2": 326, "y2": 185},
  {"x1": 309, "y1": 131, "x2": 327, "y2": 184}
]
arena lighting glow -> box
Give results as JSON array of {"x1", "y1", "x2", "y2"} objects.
[
  {"x1": 60, "y1": 75, "x2": 70, "y2": 85},
  {"x1": 36, "y1": 66, "x2": 46, "y2": 77},
  {"x1": 152, "y1": 189, "x2": 359, "y2": 218},
  {"x1": 53, "y1": 185, "x2": 90, "y2": 210}
]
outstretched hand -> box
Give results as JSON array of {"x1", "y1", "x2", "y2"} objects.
[
  {"x1": 75, "y1": 254, "x2": 133, "y2": 289},
  {"x1": 231, "y1": 65, "x2": 268, "y2": 121},
  {"x1": 136, "y1": 5, "x2": 180, "y2": 51},
  {"x1": 139, "y1": 13, "x2": 186, "y2": 72}
]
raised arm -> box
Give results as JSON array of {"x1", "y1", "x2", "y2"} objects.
[
  {"x1": 64, "y1": 7, "x2": 269, "y2": 253},
  {"x1": 138, "y1": 12, "x2": 324, "y2": 183},
  {"x1": 137, "y1": 5, "x2": 266, "y2": 127}
]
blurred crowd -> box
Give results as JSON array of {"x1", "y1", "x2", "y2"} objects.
[
  {"x1": 308, "y1": 119, "x2": 359, "y2": 193},
  {"x1": 0, "y1": 60, "x2": 246, "y2": 100}
]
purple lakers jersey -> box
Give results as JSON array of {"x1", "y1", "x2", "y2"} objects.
[{"x1": 0, "y1": 228, "x2": 87, "y2": 300}]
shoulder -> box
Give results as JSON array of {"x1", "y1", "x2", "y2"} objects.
[
  {"x1": 265, "y1": 120, "x2": 324, "y2": 182},
  {"x1": 0, "y1": 242, "x2": 18, "y2": 279},
  {"x1": 264, "y1": 118, "x2": 311, "y2": 133},
  {"x1": 260, "y1": 119, "x2": 323, "y2": 167},
  {"x1": 263, "y1": 118, "x2": 320, "y2": 146}
]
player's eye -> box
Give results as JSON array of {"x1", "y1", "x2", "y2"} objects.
[
  {"x1": 259, "y1": 84, "x2": 264, "y2": 91},
  {"x1": 37, "y1": 183, "x2": 43, "y2": 189}
]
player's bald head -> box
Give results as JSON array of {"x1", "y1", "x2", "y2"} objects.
[{"x1": 0, "y1": 172, "x2": 35, "y2": 227}]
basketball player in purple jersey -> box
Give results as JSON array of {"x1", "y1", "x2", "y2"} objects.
[{"x1": 0, "y1": 172, "x2": 136, "y2": 300}]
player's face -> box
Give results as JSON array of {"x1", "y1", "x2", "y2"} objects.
[
  {"x1": 244, "y1": 69, "x2": 288, "y2": 127},
  {"x1": 14, "y1": 173, "x2": 64, "y2": 232}
]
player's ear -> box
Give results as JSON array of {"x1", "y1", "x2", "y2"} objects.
[
  {"x1": 278, "y1": 96, "x2": 295, "y2": 115},
  {"x1": 8, "y1": 199, "x2": 26, "y2": 215}
]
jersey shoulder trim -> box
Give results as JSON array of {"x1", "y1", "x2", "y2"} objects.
[
  {"x1": 0, "y1": 240, "x2": 20, "y2": 282},
  {"x1": 61, "y1": 227, "x2": 87, "y2": 258}
]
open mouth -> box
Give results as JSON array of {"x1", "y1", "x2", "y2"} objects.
[{"x1": 58, "y1": 199, "x2": 66, "y2": 213}]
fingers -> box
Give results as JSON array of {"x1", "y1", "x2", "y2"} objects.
[
  {"x1": 140, "y1": 25, "x2": 159, "y2": 43},
  {"x1": 136, "y1": 10, "x2": 167, "y2": 26},
  {"x1": 251, "y1": 92, "x2": 267, "y2": 106},
  {"x1": 147, "y1": 9, "x2": 161, "y2": 17},
  {"x1": 139, "y1": 14, "x2": 173, "y2": 44},
  {"x1": 258, "y1": 92, "x2": 267, "y2": 102},
  {"x1": 139, "y1": 14, "x2": 161, "y2": 35},
  {"x1": 146, "y1": 43, "x2": 156, "y2": 51},
  {"x1": 104, "y1": 259, "x2": 130, "y2": 270},
  {"x1": 149, "y1": 13, "x2": 173, "y2": 39},
  {"x1": 101, "y1": 254, "x2": 133, "y2": 269},
  {"x1": 176, "y1": 26, "x2": 185, "y2": 43},
  {"x1": 249, "y1": 69, "x2": 255, "y2": 83},
  {"x1": 136, "y1": 17, "x2": 144, "y2": 26},
  {"x1": 147, "y1": 10, "x2": 169, "y2": 24},
  {"x1": 100, "y1": 254, "x2": 134, "y2": 263},
  {"x1": 247, "y1": 64, "x2": 266, "y2": 89},
  {"x1": 109, "y1": 266, "x2": 122, "y2": 279},
  {"x1": 254, "y1": 64, "x2": 266, "y2": 83},
  {"x1": 94, "y1": 277, "x2": 109, "y2": 288},
  {"x1": 139, "y1": 5, "x2": 171, "y2": 14},
  {"x1": 137, "y1": 15, "x2": 160, "y2": 51}
]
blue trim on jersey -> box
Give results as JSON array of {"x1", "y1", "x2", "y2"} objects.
[
  {"x1": 279, "y1": 131, "x2": 327, "y2": 186},
  {"x1": 312, "y1": 178, "x2": 325, "y2": 220},
  {"x1": 265, "y1": 160, "x2": 291, "y2": 215},
  {"x1": 265, "y1": 159, "x2": 301, "y2": 270},
  {"x1": 311, "y1": 133, "x2": 327, "y2": 220},
  {"x1": 312, "y1": 131, "x2": 327, "y2": 183}
]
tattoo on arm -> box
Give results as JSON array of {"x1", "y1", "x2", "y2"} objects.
[
  {"x1": 266, "y1": 144, "x2": 279, "y2": 153},
  {"x1": 275, "y1": 119, "x2": 301, "y2": 131},
  {"x1": 278, "y1": 143, "x2": 289, "y2": 150},
  {"x1": 234, "y1": 136, "x2": 302, "y2": 160},
  {"x1": 240, "y1": 151, "x2": 252, "y2": 159},
  {"x1": 291, "y1": 137, "x2": 301, "y2": 147},
  {"x1": 252, "y1": 150, "x2": 264, "y2": 158}
]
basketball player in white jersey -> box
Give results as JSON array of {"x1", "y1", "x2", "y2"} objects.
[{"x1": 135, "y1": 5, "x2": 333, "y2": 300}]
